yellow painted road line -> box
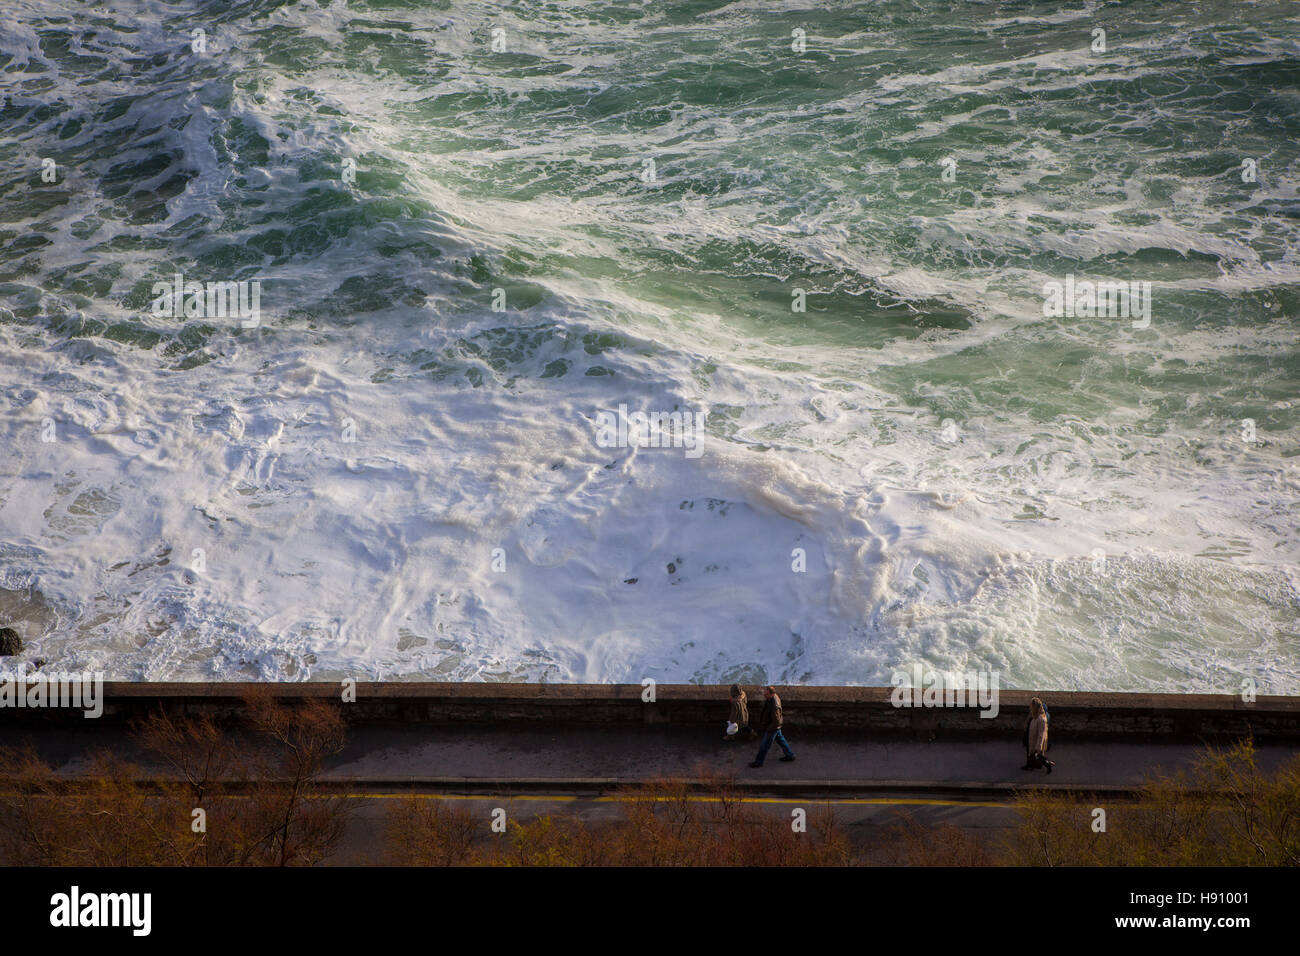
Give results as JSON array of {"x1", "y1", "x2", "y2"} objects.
[
  {"x1": 0, "y1": 791, "x2": 1010, "y2": 808},
  {"x1": 341, "y1": 793, "x2": 1009, "y2": 808},
  {"x1": 346, "y1": 793, "x2": 580, "y2": 802}
]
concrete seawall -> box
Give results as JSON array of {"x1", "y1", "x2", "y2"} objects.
[{"x1": 4, "y1": 682, "x2": 1299, "y2": 741}]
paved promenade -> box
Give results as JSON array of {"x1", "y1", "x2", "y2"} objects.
[{"x1": 7, "y1": 722, "x2": 1296, "y2": 795}]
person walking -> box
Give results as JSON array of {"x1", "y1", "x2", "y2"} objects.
[
  {"x1": 749, "y1": 685, "x2": 795, "y2": 767},
  {"x1": 724, "y1": 684, "x2": 752, "y2": 741},
  {"x1": 1022, "y1": 696, "x2": 1054, "y2": 773}
]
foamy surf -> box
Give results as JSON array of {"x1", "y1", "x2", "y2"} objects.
[{"x1": 0, "y1": 0, "x2": 1296, "y2": 691}]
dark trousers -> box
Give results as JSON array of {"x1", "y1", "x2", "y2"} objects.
[{"x1": 754, "y1": 729, "x2": 794, "y2": 765}]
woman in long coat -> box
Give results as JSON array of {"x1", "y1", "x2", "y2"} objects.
[{"x1": 1022, "y1": 696, "x2": 1055, "y2": 773}]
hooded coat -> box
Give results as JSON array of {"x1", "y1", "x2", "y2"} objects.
[{"x1": 728, "y1": 691, "x2": 749, "y2": 728}]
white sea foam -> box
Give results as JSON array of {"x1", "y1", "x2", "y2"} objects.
[{"x1": 0, "y1": 0, "x2": 1296, "y2": 690}]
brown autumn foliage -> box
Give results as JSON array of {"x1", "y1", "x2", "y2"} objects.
[
  {"x1": 0, "y1": 691, "x2": 357, "y2": 866},
  {"x1": 386, "y1": 772, "x2": 852, "y2": 867},
  {"x1": 385, "y1": 797, "x2": 481, "y2": 866},
  {"x1": 386, "y1": 741, "x2": 1300, "y2": 868},
  {"x1": 0, "y1": 747, "x2": 199, "y2": 867},
  {"x1": 1003, "y1": 738, "x2": 1300, "y2": 866},
  {"x1": 866, "y1": 811, "x2": 996, "y2": 866}
]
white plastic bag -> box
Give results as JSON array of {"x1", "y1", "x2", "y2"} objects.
[{"x1": 725, "y1": 721, "x2": 739, "y2": 736}]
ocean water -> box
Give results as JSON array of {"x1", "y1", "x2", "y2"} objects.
[{"x1": 0, "y1": 0, "x2": 1297, "y2": 690}]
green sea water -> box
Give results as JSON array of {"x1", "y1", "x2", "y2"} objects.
[{"x1": 0, "y1": 0, "x2": 1297, "y2": 689}]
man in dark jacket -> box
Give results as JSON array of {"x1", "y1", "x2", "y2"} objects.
[{"x1": 749, "y1": 685, "x2": 795, "y2": 767}]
